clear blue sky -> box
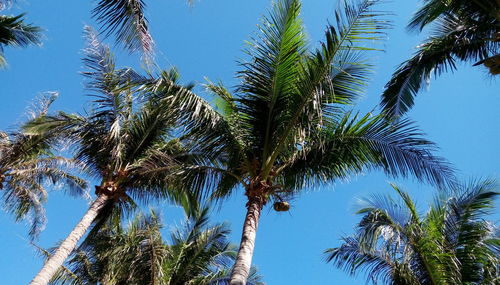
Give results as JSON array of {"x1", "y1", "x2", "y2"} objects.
[{"x1": 0, "y1": 0, "x2": 499, "y2": 284}]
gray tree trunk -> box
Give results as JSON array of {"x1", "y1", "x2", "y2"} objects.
[
  {"x1": 30, "y1": 194, "x2": 110, "y2": 285},
  {"x1": 230, "y1": 197, "x2": 263, "y2": 285}
]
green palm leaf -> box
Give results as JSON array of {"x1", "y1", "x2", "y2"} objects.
[
  {"x1": 282, "y1": 113, "x2": 455, "y2": 190},
  {"x1": 0, "y1": 13, "x2": 41, "y2": 67},
  {"x1": 380, "y1": 0, "x2": 499, "y2": 117}
]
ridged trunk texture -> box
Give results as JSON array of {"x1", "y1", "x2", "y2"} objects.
[
  {"x1": 30, "y1": 194, "x2": 110, "y2": 285},
  {"x1": 230, "y1": 196, "x2": 263, "y2": 285}
]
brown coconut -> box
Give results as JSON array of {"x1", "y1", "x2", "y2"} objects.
[{"x1": 273, "y1": 201, "x2": 290, "y2": 212}]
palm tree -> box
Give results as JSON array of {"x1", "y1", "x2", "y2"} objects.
[
  {"x1": 148, "y1": 0, "x2": 456, "y2": 283},
  {"x1": 27, "y1": 27, "x2": 202, "y2": 285},
  {"x1": 37, "y1": 207, "x2": 264, "y2": 285},
  {"x1": 0, "y1": 95, "x2": 86, "y2": 237},
  {"x1": 0, "y1": 12, "x2": 41, "y2": 67},
  {"x1": 380, "y1": 0, "x2": 500, "y2": 117},
  {"x1": 325, "y1": 181, "x2": 499, "y2": 284}
]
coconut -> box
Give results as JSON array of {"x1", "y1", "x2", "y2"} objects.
[
  {"x1": 490, "y1": 66, "x2": 500, "y2": 75},
  {"x1": 484, "y1": 55, "x2": 500, "y2": 74},
  {"x1": 273, "y1": 201, "x2": 290, "y2": 212}
]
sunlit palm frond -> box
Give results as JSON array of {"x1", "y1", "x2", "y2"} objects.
[
  {"x1": 123, "y1": 95, "x2": 177, "y2": 163},
  {"x1": 444, "y1": 180, "x2": 500, "y2": 283},
  {"x1": 81, "y1": 26, "x2": 117, "y2": 94},
  {"x1": 92, "y1": 0, "x2": 153, "y2": 56},
  {"x1": 166, "y1": 207, "x2": 235, "y2": 284},
  {"x1": 205, "y1": 79, "x2": 238, "y2": 119},
  {"x1": 263, "y1": 0, "x2": 390, "y2": 175},
  {"x1": 82, "y1": 26, "x2": 146, "y2": 122},
  {"x1": 143, "y1": 74, "x2": 245, "y2": 199},
  {"x1": 3, "y1": 180, "x2": 47, "y2": 237},
  {"x1": 1, "y1": 119, "x2": 88, "y2": 238},
  {"x1": 236, "y1": 0, "x2": 306, "y2": 161},
  {"x1": 282, "y1": 113, "x2": 455, "y2": 190},
  {"x1": 327, "y1": 50, "x2": 372, "y2": 108},
  {"x1": 12, "y1": 157, "x2": 88, "y2": 196}
]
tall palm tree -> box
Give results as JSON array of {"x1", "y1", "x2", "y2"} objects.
[
  {"x1": 326, "y1": 181, "x2": 499, "y2": 284},
  {"x1": 380, "y1": 0, "x2": 500, "y2": 117},
  {"x1": 147, "y1": 0, "x2": 456, "y2": 283},
  {"x1": 41, "y1": 207, "x2": 264, "y2": 285},
  {"x1": 27, "y1": 27, "x2": 201, "y2": 285},
  {"x1": 0, "y1": 95, "x2": 86, "y2": 237},
  {"x1": 0, "y1": 12, "x2": 41, "y2": 67}
]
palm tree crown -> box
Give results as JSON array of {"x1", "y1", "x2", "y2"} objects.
[
  {"x1": 152, "y1": 0, "x2": 456, "y2": 283},
  {"x1": 0, "y1": 95, "x2": 86, "y2": 237},
  {"x1": 326, "y1": 181, "x2": 499, "y2": 284},
  {"x1": 30, "y1": 26, "x2": 196, "y2": 222},
  {"x1": 42, "y1": 207, "x2": 264, "y2": 285},
  {"x1": 27, "y1": 27, "x2": 203, "y2": 284}
]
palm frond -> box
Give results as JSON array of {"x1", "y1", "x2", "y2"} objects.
[
  {"x1": 407, "y1": 0, "x2": 452, "y2": 32},
  {"x1": 263, "y1": 0, "x2": 390, "y2": 175},
  {"x1": 282, "y1": 113, "x2": 455, "y2": 190},
  {"x1": 381, "y1": 13, "x2": 497, "y2": 117},
  {"x1": 146, "y1": 72, "x2": 244, "y2": 170},
  {"x1": 325, "y1": 236, "x2": 399, "y2": 284},
  {"x1": 0, "y1": 14, "x2": 42, "y2": 67},
  {"x1": 3, "y1": 180, "x2": 47, "y2": 237},
  {"x1": 407, "y1": 0, "x2": 498, "y2": 32},
  {"x1": 445, "y1": 180, "x2": 500, "y2": 283},
  {"x1": 382, "y1": 0, "x2": 499, "y2": 117},
  {"x1": 1, "y1": 117, "x2": 88, "y2": 238},
  {"x1": 92, "y1": 0, "x2": 154, "y2": 56},
  {"x1": 236, "y1": 0, "x2": 306, "y2": 161},
  {"x1": 82, "y1": 26, "x2": 146, "y2": 118}
]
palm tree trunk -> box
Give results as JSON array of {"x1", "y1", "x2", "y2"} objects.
[
  {"x1": 30, "y1": 194, "x2": 110, "y2": 285},
  {"x1": 230, "y1": 196, "x2": 263, "y2": 285}
]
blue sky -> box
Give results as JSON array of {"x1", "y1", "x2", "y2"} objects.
[{"x1": 0, "y1": 0, "x2": 499, "y2": 284}]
